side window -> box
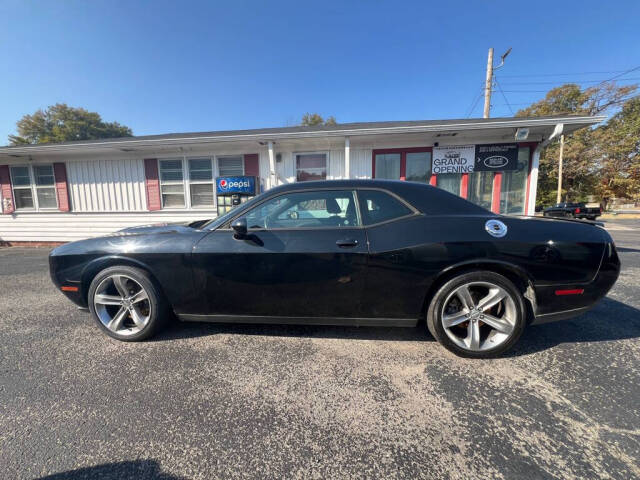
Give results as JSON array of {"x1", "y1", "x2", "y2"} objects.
[
  {"x1": 357, "y1": 189, "x2": 413, "y2": 225},
  {"x1": 159, "y1": 159, "x2": 185, "y2": 208},
  {"x1": 244, "y1": 190, "x2": 359, "y2": 229},
  {"x1": 10, "y1": 164, "x2": 58, "y2": 210}
]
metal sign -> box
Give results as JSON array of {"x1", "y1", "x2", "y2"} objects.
[
  {"x1": 432, "y1": 145, "x2": 475, "y2": 174},
  {"x1": 216, "y1": 176, "x2": 257, "y2": 195},
  {"x1": 474, "y1": 144, "x2": 519, "y2": 171}
]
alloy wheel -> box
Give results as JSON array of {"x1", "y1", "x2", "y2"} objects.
[
  {"x1": 93, "y1": 274, "x2": 151, "y2": 336},
  {"x1": 441, "y1": 281, "x2": 517, "y2": 352}
]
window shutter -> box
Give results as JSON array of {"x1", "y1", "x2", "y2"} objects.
[
  {"x1": 244, "y1": 153, "x2": 259, "y2": 177},
  {"x1": 144, "y1": 158, "x2": 162, "y2": 211},
  {"x1": 53, "y1": 162, "x2": 71, "y2": 212},
  {"x1": 0, "y1": 165, "x2": 15, "y2": 214}
]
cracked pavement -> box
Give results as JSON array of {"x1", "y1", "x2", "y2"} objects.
[{"x1": 0, "y1": 219, "x2": 639, "y2": 479}]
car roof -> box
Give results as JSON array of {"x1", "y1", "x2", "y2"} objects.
[{"x1": 267, "y1": 179, "x2": 490, "y2": 215}]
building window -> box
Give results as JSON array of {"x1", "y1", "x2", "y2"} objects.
[
  {"x1": 437, "y1": 174, "x2": 461, "y2": 196},
  {"x1": 296, "y1": 153, "x2": 327, "y2": 181},
  {"x1": 218, "y1": 156, "x2": 244, "y2": 177},
  {"x1": 10, "y1": 164, "x2": 57, "y2": 210},
  {"x1": 500, "y1": 147, "x2": 531, "y2": 215},
  {"x1": 405, "y1": 152, "x2": 432, "y2": 183},
  {"x1": 159, "y1": 159, "x2": 185, "y2": 208},
  {"x1": 468, "y1": 171, "x2": 494, "y2": 210},
  {"x1": 373, "y1": 148, "x2": 432, "y2": 182},
  {"x1": 374, "y1": 153, "x2": 400, "y2": 180},
  {"x1": 188, "y1": 158, "x2": 214, "y2": 207}
]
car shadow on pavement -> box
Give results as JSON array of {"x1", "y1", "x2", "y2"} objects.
[
  {"x1": 508, "y1": 297, "x2": 640, "y2": 357},
  {"x1": 155, "y1": 317, "x2": 432, "y2": 343},
  {"x1": 37, "y1": 460, "x2": 185, "y2": 480},
  {"x1": 153, "y1": 298, "x2": 640, "y2": 355},
  {"x1": 616, "y1": 246, "x2": 640, "y2": 253}
]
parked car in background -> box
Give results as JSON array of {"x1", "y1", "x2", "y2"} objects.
[
  {"x1": 49, "y1": 180, "x2": 619, "y2": 358},
  {"x1": 543, "y1": 202, "x2": 602, "y2": 220}
]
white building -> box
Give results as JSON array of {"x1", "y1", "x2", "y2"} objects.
[{"x1": 0, "y1": 115, "x2": 602, "y2": 244}]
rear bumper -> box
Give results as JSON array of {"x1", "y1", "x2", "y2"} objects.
[
  {"x1": 530, "y1": 242, "x2": 620, "y2": 325},
  {"x1": 531, "y1": 305, "x2": 594, "y2": 325}
]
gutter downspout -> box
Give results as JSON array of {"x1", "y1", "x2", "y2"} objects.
[
  {"x1": 344, "y1": 137, "x2": 350, "y2": 179},
  {"x1": 267, "y1": 141, "x2": 276, "y2": 189},
  {"x1": 526, "y1": 123, "x2": 563, "y2": 216}
]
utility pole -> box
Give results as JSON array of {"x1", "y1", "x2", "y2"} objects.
[
  {"x1": 483, "y1": 48, "x2": 494, "y2": 118},
  {"x1": 556, "y1": 134, "x2": 565, "y2": 203},
  {"x1": 482, "y1": 47, "x2": 511, "y2": 118}
]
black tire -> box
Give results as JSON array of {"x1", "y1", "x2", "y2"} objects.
[
  {"x1": 426, "y1": 271, "x2": 526, "y2": 358},
  {"x1": 87, "y1": 265, "x2": 169, "y2": 341}
]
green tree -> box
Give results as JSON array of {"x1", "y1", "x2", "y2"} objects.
[
  {"x1": 9, "y1": 103, "x2": 133, "y2": 145},
  {"x1": 300, "y1": 112, "x2": 337, "y2": 126},
  {"x1": 594, "y1": 96, "x2": 640, "y2": 204},
  {"x1": 515, "y1": 83, "x2": 637, "y2": 206}
]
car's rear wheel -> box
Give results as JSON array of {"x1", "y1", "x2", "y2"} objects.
[
  {"x1": 88, "y1": 266, "x2": 168, "y2": 341},
  {"x1": 427, "y1": 271, "x2": 526, "y2": 358}
]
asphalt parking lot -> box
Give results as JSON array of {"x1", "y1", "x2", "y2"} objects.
[{"x1": 1, "y1": 220, "x2": 639, "y2": 479}]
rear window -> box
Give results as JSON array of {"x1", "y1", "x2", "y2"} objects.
[{"x1": 357, "y1": 189, "x2": 413, "y2": 225}]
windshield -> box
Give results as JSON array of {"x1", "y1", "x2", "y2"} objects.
[{"x1": 200, "y1": 193, "x2": 265, "y2": 230}]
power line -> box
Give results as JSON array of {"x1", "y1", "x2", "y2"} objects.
[
  {"x1": 501, "y1": 90, "x2": 561, "y2": 93},
  {"x1": 499, "y1": 77, "x2": 640, "y2": 86},
  {"x1": 600, "y1": 65, "x2": 640, "y2": 84},
  {"x1": 464, "y1": 84, "x2": 485, "y2": 118},
  {"x1": 494, "y1": 103, "x2": 541, "y2": 106},
  {"x1": 495, "y1": 92, "x2": 639, "y2": 106},
  {"x1": 494, "y1": 78, "x2": 514, "y2": 115},
  {"x1": 499, "y1": 70, "x2": 629, "y2": 78}
]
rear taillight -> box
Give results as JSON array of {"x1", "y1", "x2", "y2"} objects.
[
  {"x1": 555, "y1": 289, "x2": 585, "y2": 296},
  {"x1": 600, "y1": 207, "x2": 603, "y2": 214},
  {"x1": 575, "y1": 207, "x2": 581, "y2": 214}
]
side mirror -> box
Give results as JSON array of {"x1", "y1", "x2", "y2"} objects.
[{"x1": 231, "y1": 217, "x2": 248, "y2": 238}]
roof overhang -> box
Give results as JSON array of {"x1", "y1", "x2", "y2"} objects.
[{"x1": 0, "y1": 115, "x2": 605, "y2": 158}]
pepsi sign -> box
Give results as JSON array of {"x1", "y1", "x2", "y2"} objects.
[{"x1": 216, "y1": 176, "x2": 257, "y2": 195}]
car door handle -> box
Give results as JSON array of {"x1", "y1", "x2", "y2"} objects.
[{"x1": 336, "y1": 238, "x2": 359, "y2": 248}]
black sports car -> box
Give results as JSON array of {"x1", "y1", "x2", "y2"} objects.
[{"x1": 49, "y1": 180, "x2": 620, "y2": 358}]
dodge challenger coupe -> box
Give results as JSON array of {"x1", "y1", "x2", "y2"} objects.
[{"x1": 49, "y1": 180, "x2": 620, "y2": 358}]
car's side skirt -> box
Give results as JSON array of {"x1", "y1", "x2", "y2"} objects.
[{"x1": 177, "y1": 314, "x2": 418, "y2": 327}]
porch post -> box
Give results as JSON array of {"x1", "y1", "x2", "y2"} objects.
[
  {"x1": 526, "y1": 146, "x2": 541, "y2": 215},
  {"x1": 344, "y1": 137, "x2": 350, "y2": 179},
  {"x1": 267, "y1": 141, "x2": 276, "y2": 189}
]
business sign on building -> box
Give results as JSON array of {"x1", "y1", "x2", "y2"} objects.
[
  {"x1": 432, "y1": 145, "x2": 475, "y2": 174},
  {"x1": 216, "y1": 176, "x2": 257, "y2": 195},
  {"x1": 474, "y1": 144, "x2": 519, "y2": 171}
]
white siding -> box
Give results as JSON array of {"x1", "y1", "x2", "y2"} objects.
[
  {"x1": 0, "y1": 211, "x2": 217, "y2": 242},
  {"x1": 276, "y1": 151, "x2": 295, "y2": 184},
  {"x1": 350, "y1": 148, "x2": 373, "y2": 178},
  {"x1": 328, "y1": 150, "x2": 344, "y2": 179},
  {"x1": 67, "y1": 158, "x2": 146, "y2": 212}
]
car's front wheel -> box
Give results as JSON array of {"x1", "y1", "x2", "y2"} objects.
[
  {"x1": 427, "y1": 271, "x2": 526, "y2": 358},
  {"x1": 88, "y1": 266, "x2": 168, "y2": 341}
]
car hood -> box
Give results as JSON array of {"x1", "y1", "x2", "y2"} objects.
[{"x1": 116, "y1": 220, "x2": 208, "y2": 235}]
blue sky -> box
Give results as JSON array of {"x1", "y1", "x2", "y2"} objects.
[{"x1": 1, "y1": 0, "x2": 639, "y2": 144}]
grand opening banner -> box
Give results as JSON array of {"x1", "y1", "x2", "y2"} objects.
[{"x1": 432, "y1": 145, "x2": 475, "y2": 174}]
